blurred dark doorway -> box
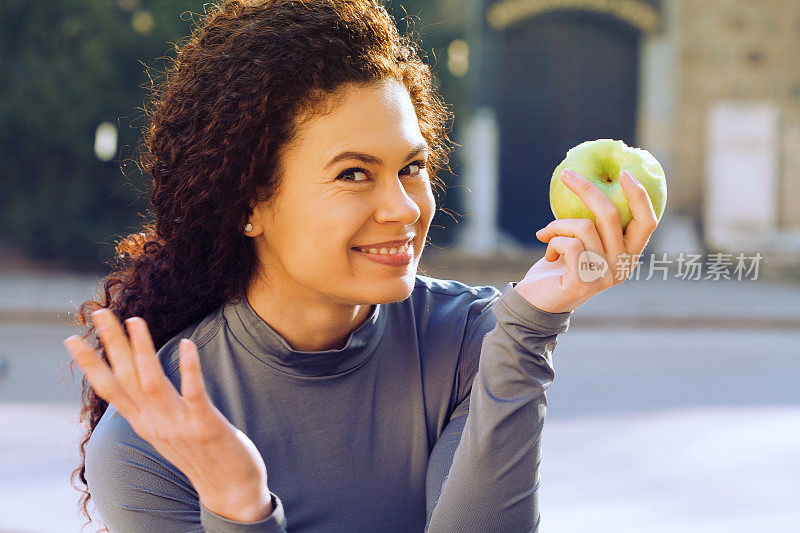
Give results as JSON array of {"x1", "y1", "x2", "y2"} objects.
[{"x1": 494, "y1": 11, "x2": 640, "y2": 245}]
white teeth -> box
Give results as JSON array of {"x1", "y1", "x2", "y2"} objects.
[{"x1": 358, "y1": 242, "x2": 412, "y2": 255}]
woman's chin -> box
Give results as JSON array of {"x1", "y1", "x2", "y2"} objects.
[{"x1": 357, "y1": 275, "x2": 416, "y2": 303}]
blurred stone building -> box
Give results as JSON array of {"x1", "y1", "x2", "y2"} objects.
[{"x1": 427, "y1": 0, "x2": 800, "y2": 273}]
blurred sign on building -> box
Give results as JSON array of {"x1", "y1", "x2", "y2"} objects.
[{"x1": 705, "y1": 101, "x2": 780, "y2": 252}]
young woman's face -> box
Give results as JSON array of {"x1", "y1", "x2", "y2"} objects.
[{"x1": 249, "y1": 78, "x2": 436, "y2": 305}]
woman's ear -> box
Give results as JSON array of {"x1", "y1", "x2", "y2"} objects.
[
  {"x1": 243, "y1": 206, "x2": 265, "y2": 237},
  {"x1": 244, "y1": 217, "x2": 263, "y2": 236},
  {"x1": 245, "y1": 197, "x2": 275, "y2": 237}
]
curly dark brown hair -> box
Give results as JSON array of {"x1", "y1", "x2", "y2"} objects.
[{"x1": 68, "y1": 0, "x2": 454, "y2": 529}]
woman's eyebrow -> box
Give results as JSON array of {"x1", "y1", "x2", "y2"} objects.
[{"x1": 323, "y1": 143, "x2": 429, "y2": 170}]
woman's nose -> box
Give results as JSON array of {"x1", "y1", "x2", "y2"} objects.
[{"x1": 374, "y1": 177, "x2": 421, "y2": 225}]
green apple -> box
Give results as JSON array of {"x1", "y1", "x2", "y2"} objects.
[{"x1": 549, "y1": 139, "x2": 667, "y2": 232}]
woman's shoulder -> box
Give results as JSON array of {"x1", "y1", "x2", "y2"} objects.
[
  {"x1": 155, "y1": 304, "x2": 228, "y2": 378},
  {"x1": 413, "y1": 274, "x2": 501, "y2": 302},
  {"x1": 410, "y1": 275, "x2": 503, "y2": 323}
]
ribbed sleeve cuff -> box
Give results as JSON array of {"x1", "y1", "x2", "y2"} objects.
[
  {"x1": 497, "y1": 281, "x2": 573, "y2": 335},
  {"x1": 200, "y1": 491, "x2": 287, "y2": 533}
]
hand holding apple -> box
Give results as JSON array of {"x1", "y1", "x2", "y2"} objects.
[
  {"x1": 549, "y1": 139, "x2": 667, "y2": 232},
  {"x1": 513, "y1": 139, "x2": 667, "y2": 314}
]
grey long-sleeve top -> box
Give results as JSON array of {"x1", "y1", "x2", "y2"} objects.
[{"x1": 85, "y1": 275, "x2": 572, "y2": 532}]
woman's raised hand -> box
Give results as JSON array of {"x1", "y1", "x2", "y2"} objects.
[
  {"x1": 516, "y1": 168, "x2": 660, "y2": 314},
  {"x1": 64, "y1": 309, "x2": 273, "y2": 522}
]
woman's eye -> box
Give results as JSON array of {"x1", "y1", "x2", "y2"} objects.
[
  {"x1": 336, "y1": 160, "x2": 427, "y2": 182},
  {"x1": 337, "y1": 168, "x2": 369, "y2": 182},
  {"x1": 401, "y1": 160, "x2": 427, "y2": 177}
]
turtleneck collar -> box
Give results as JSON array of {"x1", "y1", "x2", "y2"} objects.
[{"x1": 222, "y1": 285, "x2": 387, "y2": 378}]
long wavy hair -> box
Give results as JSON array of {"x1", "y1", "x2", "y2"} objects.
[{"x1": 69, "y1": 0, "x2": 453, "y2": 529}]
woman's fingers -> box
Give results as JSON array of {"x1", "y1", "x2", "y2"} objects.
[
  {"x1": 64, "y1": 335, "x2": 140, "y2": 418},
  {"x1": 124, "y1": 316, "x2": 183, "y2": 413},
  {"x1": 72, "y1": 311, "x2": 214, "y2": 427},
  {"x1": 92, "y1": 309, "x2": 141, "y2": 393},
  {"x1": 620, "y1": 169, "x2": 660, "y2": 255},
  {"x1": 85, "y1": 310, "x2": 182, "y2": 422},
  {"x1": 537, "y1": 219, "x2": 616, "y2": 287},
  {"x1": 536, "y1": 218, "x2": 605, "y2": 257},
  {"x1": 125, "y1": 316, "x2": 157, "y2": 357},
  {"x1": 560, "y1": 169, "x2": 628, "y2": 270},
  {"x1": 178, "y1": 339, "x2": 213, "y2": 413},
  {"x1": 542, "y1": 236, "x2": 584, "y2": 277}
]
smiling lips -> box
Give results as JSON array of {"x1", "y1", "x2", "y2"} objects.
[
  {"x1": 353, "y1": 241, "x2": 413, "y2": 266},
  {"x1": 354, "y1": 241, "x2": 412, "y2": 255}
]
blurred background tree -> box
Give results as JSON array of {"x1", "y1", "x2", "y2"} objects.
[{"x1": 0, "y1": 0, "x2": 463, "y2": 272}]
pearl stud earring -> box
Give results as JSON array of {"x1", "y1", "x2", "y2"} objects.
[{"x1": 244, "y1": 223, "x2": 253, "y2": 233}]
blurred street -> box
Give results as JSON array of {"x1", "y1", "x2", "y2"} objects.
[{"x1": 1, "y1": 249, "x2": 799, "y2": 532}]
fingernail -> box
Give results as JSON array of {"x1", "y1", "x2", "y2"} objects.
[{"x1": 561, "y1": 169, "x2": 577, "y2": 180}]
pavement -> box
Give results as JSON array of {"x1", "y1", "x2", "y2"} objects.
[
  {"x1": 2, "y1": 245, "x2": 798, "y2": 329},
  {"x1": 2, "y1": 246, "x2": 799, "y2": 533}
]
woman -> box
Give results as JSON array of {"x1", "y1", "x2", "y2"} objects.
[{"x1": 65, "y1": 1, "x2": 660, "y2": 531}]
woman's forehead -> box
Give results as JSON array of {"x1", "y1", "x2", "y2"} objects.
[{"x1": 289, "y1": 81, "x2": 424, "y2": 159}]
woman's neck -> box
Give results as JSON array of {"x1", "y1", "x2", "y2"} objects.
[{"x1": 244, "y1": 276, "x2": 374, "y2": 352}]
